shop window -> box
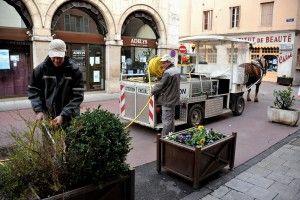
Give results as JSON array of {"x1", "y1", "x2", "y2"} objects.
[
  {"x1": 261, "y1": 2, "x2": 274, "y2": 27},
  {"x1": 54, "y1": 8, "x2": 98, "y2": 34},
  {"x1": 230, "y1": 6, "x2": 240, "y2": 28},
  {"x1": 203, "y1": 10, "x2": 213, "y2": 30},
  {"x1": 228, "y1": 48, "x2": 238, "y2": 64},
  {"x1": 207, "y1": 48, "x2": 217, "y2": 63},
  {"x1": 64, "y1": 14, "x2": 89, "y2": 32}
]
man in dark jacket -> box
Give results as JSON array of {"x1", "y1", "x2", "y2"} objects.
[
  {"x1": 151, "y1": 54, "x2": 180, "y2": 136},
  {"x1": 28, "y1": 39, "x2": 84, "y2": 126}
]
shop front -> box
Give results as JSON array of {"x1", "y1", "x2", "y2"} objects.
[
  {"x1": 0, "y1": 0, "x2": 32, "y2": 98},
  {"x1": 52, "y1": 2, "x2": 107, "y2": 91},
  {"x1": 235, "y1": 32, "x2": 297, "y2": 83},
  {"x1": 121, "y1": 11, "x2": 159, "y2": 76},
  {"x1": 121, "y1": 36, "x2": 157, "y2": 75}
]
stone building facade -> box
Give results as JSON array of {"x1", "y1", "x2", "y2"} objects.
[
  {"x1": 0, "y1": 0, "x2": 180, "y2": 97},
  {"x1": 179, "y1": 0, "x2": 300, "y2": 85}
]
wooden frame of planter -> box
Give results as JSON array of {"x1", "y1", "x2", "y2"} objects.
[
  {"x1": 38, "y1": 168, "x2": 135, "y2": 200},
  {"x1": 157, "y1": 132, "x2": 237, "y2": 188}
]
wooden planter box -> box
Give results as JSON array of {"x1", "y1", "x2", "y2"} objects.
[
  {"x1": 37, "y1": 169, "x2": 135, "y2": 200},
  {"x1": 157, "y1": 132, "x2": 237, "y2": 188},
  {"x1": 277, "y1": 77, "x2": 293, "y2": 86}
]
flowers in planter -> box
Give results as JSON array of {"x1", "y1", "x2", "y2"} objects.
[
  {"x1": 165, "y1": 126, "x2": 225, "y2": 148},
  {"x1": 273, "y1": 87, "x2": 295, "y2": 110}
]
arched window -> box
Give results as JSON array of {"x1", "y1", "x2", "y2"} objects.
[{"x1": 121, "y1": 11, "x2": 159, "y2": 75}]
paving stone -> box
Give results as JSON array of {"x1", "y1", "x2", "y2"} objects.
[
  {"x1": 224, "y1": 178, "x2": 254, "y2": 193},
  {"x1": 180, "y1": 188, "x2": 212, "y2": 200},
  {"x1": 236, "y1": 172, "x2": 274, "y2": 188},
  {"x1": 268, "y1": 182, "x2": 299, "y2": 197},
  {"x1": 282, "y1": 160, "x2": 300, "y2": 170},
  {"x1": 246, "y1": 165, "x2": 272, "y2": 177},
  {"x1": 289, "y1": 138, "x2": 300, "y2": 146},
  {"x1": 200, "y1": 194, "x2": 220, "y2": 200},
  {"x1": 244, "y1": 185, "x2": 278, "y2": 200},
  {"x1": 291, "y1": 145, "x2": 300, "y2": 151},
  {"x1": 221, "y1": 190, "x2": 254, "y2": 200},
  {"x1": 257, "y1": 156, "x2": 286, "y2": 168},
  {"x1": 273, "y1": 193, "x2": 300, "y2": 200},
  {"x1": 210, "y1": 186, "x2": 230, "y2": 198},
  {"x1": 286, "y1": 168, "x2": 300, "y2": 179},
  {"x1": 279, "y1": 152, "x2": 300, "y2": 162},
  {"x1": 264, "y1": 163, "x2": 291, "y2": 174},
  {"x1": 267, "y1": 171, "x2": 294, "y2": 185},
  {"x1": 288, "y1": 178, "x2": 300, "y2": 193}
]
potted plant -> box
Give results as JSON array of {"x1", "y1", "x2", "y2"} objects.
[
  {"x1": 0, "y1": 107, "x2": 134, "y2": 200},
  {"x1": 277, "y1": 75, "x2": 293, "y2": 86},
  {"x1": 157, "y1": 126, "x2": 237, "y2": 188},
  {"x1": 268, "y1": 87, "x2": 299, "y2": 126}
]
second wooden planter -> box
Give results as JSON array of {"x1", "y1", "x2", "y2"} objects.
[{"x1": 157, "y1": 132, "x2": 237, "y2": 188}]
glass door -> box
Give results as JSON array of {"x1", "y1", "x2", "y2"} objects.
[
  {"x1": 67, "y1": 43, "x2": 88, "y2": 90},
  {"x1": 88, "y1": 44, "x2": 105, "y2": 90}
]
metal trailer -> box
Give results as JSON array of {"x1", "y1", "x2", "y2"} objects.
[{"x1": 119, "y1": 35, "x2": 252, "y2": 129}]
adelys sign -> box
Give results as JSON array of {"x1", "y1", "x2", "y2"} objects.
[{"x1": 122, "y1": 36, "x2": 157, "y2": 48}]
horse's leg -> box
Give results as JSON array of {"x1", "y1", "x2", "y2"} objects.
[
  {"x1": 247, "y1": 89, "x2": 251, "y2": 101},
  {"x1": 254, "y1": 83, "x2": 261, "y2": 102}
]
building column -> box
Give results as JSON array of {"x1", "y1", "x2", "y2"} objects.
[
  {"x1": 31, "y1": 28, "x2": 52, "y2": 68},
  {"x1": 105, "y1": 39, "x2": 123, "y2": 93}
]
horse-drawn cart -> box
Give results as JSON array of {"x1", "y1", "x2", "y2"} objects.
[{"x1": 120, "y1": 35, "x2": 252, "y2": 129}]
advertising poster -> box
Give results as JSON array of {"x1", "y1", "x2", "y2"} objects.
[
  {"x1": 0, "y1": 49, "x2": 10, "y2": 70},
  {"x1": 93, "y1": 70, "x2": 100, "y2": 82}
]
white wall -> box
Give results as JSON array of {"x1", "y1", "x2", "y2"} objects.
[{"x1": 0, "y1": 1, "x2": 26, "y2": 28}]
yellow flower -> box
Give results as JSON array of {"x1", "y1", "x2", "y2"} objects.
[
  {"x1": 197, "y1": 125, "x2": 204, "y2": 130},
  {"x1": 198, "y1": 138, "x2": 205, "y2": 146}
]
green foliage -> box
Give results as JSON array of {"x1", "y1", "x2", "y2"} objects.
[
  {"x1": 0, "y1": 121, "x2": 67, "y2": 199},
  {"x1": 0, "y1": 107, "x2": 131, "y2": 198},
  {"x1": 273, "y1": 87, "x2": 295, "y2": 110},
  {"x1": 66, "y1": 107, "x2": 131, "y2": 187}
]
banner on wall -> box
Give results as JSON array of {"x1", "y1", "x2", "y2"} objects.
[{"x1": 0, "y1": 49, "x2": 10, "y2": 70}]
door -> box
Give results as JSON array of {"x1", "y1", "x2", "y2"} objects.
[{"x1": 88, "y1": 44, "x2": 105, "y2": 90}]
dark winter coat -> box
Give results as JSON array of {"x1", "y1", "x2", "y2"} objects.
[{"x1": 28, "y1": 57, "x2": 84, "y2": 122}]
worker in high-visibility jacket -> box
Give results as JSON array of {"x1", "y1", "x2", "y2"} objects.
[{"x1": 151, "y1": 54, "x2": 180, "y2": 136}]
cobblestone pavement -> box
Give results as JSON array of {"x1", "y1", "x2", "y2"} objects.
[{"x1": 181, "y1": 131, "x2": 300, "y2": 200}]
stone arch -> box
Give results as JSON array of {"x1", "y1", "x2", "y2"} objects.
[
  {"x1": 3, "y1": 0, "x2": 42, "y2": 29},
  {"x1": 45, "y1": 0, "x2": 116, "y2": 36},
  {"x1": 118, "y1": 4, "x2": 167, "y2": 45}
]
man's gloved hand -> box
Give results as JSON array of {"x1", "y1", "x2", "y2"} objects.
[
  {"x1": 36, "y1": 112, "x2": 45, "y2": 121},
  {"x1": 51, "y1": 115, "x2": 63, "y2": 127}
]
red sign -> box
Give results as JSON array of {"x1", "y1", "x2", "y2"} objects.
[{"x1": 179, "y1": 45, "x2": 187, "y2": 54}]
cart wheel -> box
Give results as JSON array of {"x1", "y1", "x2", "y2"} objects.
[
  {"x1": 232, "y1": 96, "x2": 245, "y2": 116},
  {"x1": 187, "y1": 104, "x2": 204, "y2": 127}
]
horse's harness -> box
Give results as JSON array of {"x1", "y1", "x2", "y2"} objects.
[{"x1": 251, "y1": 59, "x2": 267, "y2": 75}]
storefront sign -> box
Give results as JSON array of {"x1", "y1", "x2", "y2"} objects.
[
  {"x1": 122, "y1": 36, "x2": 157, "y2": 48},
  {"x1": 0, "y1": 49, "x2": 10, "y2": 70},
  {"x1": 280, "y1": 44, "x2": 293, "y2": 51},
  {"x1": 179, "y1": 45, "x2": 187, "y2": 54},
  {"x1": 238, "y1": 33, "x2": 294, "y2": 44},
  {"x1": 278, "y1": 52, "x2": 292, "y2": 64}
]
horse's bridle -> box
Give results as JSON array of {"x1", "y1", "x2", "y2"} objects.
[{"x1": 252, "y1": 58, "x2": 267, "y2": 75}]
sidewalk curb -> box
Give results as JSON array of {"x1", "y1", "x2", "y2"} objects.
[{"x1": 180, "y1": 128, "x2": 300, "y2": 200}]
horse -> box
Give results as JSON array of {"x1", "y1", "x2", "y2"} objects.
[{"x1": 242, "y1": 57, "x2": 268, "y2": 102}]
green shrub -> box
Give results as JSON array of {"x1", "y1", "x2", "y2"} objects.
[
  {"x1": 66, "y1": 107, "x2": 131, "y2": 187},
  {"x1": 273, "y1": 87, "x2": 295, "y2": 110},
  {"x1": 0, "y1": 107, "x2": 131, "y2": 198}
]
